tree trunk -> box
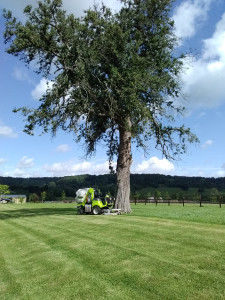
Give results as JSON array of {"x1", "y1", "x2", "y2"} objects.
[{"x1": 115, "y1": 118, "x2": 132, "y2": 213}]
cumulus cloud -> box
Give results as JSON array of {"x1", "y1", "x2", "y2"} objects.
[
  {"x1": 43, "y1": 159, "x2": 116, "y2": 176},
  {"x1": 175, "y1": 165, "x2": 225, "y2": 178},
  {"x1": 3, "y1": 168, "x2": 32, "y2": 178},
  {"x1": 31, "y1": 78, "x2": 53, "y2": 100},
  {"x1": 134, "y1": 157, "x2": 175, "y2": 174},
  {"x1": 203, "y1": 13, "x2": 225, "y2": 60},
  {"x1": 173, "y1": 0, "x2": 213, "y2": 40},
  {"x1": 54, "y1": 144, "x2": 71, "y2": 153},
  {"x1": 0, "y1": 125, "x2": 18, "y2": 138},
  {"x1": 201, "y1": 139, "x2": 213, "y2": 148},
  {"x1": 181, "y1": 12, "x2": 225, "y2": 109},
  {"x1": 17, "y1": 156, "x2": 34, "y2": 168}
]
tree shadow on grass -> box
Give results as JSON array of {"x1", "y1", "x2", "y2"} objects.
[{"x1": 0, "y1": 207, "x2": 77, "y2": 220}]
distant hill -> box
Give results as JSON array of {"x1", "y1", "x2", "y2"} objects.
[{"x1": 1, "y1": 174, "x2": 225, "y2": 200}]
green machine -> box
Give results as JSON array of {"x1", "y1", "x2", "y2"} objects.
[{"x1": 75, "y1": 187, "x2": 114, "y2": 215}]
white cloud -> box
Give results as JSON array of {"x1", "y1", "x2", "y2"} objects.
[
  {"x1": 201, "y1": 139, "x2": 213, "y2": 148},
  {"x1": 173, "y1": 0, "x2": 213, "y2": 40},
  {"x1": 175, "y1": 165, "x2": 225, "y2": 178},
  {"x1": 203, "y1": 13, "x2": 225, "y2": 60},
  {"x1": 0, "y1": 0, "x2": 122, "y2": 21},
  {"x1": 54, "y1": 144, "x2": 71, "y2": 153},
  {"x1": 17, "y1": 156, "x2": 34, "y2": 168},
  {"x1": 0, "y1": 126, "x2": 18, "y2": 138},
  {"x1": 95, "y1": 161, "x2": 116, "y2": 173},
  {"x1": 43, "y1": 159, "x2": 115, "y2": 176},
  {"x1": 215, "y1": 169, "x2": 225, "y2": 177},
  {"x1": 134, "y1": 157, "x2": 175, "y2": 174},
  {"x1": 12, "y1": 67, "x2": 33, "y2": 84},
  {"x1": 31, "y1": 78, "x2": 53, "y2": 100},
  {"x1": 3, "y1": 168, "x2": 32, "y2": 178},
  {"x1": 0, "y1": 158, "x2": 8, "y2": 165},
  {"x1": 63, "y1": 0, "x2": 122, "y2": 16},
  {"x1": 181, "y1": 12, "x2": 225, "y2": 109}
]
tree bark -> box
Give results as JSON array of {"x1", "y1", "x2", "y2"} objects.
[{"x1": 115, "y1": 118, "x2": 132, "y2": 213}]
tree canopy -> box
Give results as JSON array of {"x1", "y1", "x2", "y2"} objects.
[
  {"x1": 0, "y1": 184, "x2": 10, "y2": 197},
  {"x1": 3, "y1": 0, "x2": 198, "y2": 212}
]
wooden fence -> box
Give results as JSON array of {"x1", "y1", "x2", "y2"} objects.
[{"x1": 131, "y1": 195, "x2": 225, "y2": 208}]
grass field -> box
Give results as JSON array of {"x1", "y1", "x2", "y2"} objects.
[{"x1": 1, "y1": 203, "x2": 225, "y2": 300}]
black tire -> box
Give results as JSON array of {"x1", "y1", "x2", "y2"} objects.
[
  {"x1": 92, "y1": 206, "x2": 102, "y2": 215},
  {"x1": 77, "y1": 206, "x2": 84, "y2": 215}
]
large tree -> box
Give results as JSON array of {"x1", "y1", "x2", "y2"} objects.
[{"x1": 3, "y1": 0, "x2": 198, "y2": 213}]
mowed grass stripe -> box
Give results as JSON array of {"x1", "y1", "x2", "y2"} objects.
[
  {"x1": 1, "y1": 216, "x2": 157, "y2": 300},
  {"x1": 0, "y1": 250, "x2": 23, "y2": 299},
  {"x1": 52, "y1": 214, "x2": 225, "y2": 283},
  {"x1": 3, "y1": 216, "x2": 225, "y2": 300},
  {"x1": 130, "y1": 203, "x2": 225, "y2": 225},
  {"x1": 3, "y1": 216, "x2": 225, "y2": 288},
  {"x1": 0, "y1": 220, "x2": 125, "y2": 300},
  {"x1": 1, "y1": 204, "x2": 225, "y2": 299},
  {"x1": 38, "y1": 213, "x2": 225, "y2": 265},
  {"x1": 4, "y1": 216, "x2": 163, "y2": 299}
]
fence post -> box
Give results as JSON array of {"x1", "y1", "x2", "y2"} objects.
[
  {"x1": 182, "y1": 197, "x2": 184, "y2": 206},
  {"x1": 135, "y1": 198, "x2": 137, "y2": 205},
  {"x1": 199, "y1": 194, "x2": 202, "y2": 207}
]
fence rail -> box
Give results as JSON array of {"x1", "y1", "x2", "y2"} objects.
[{"x1": 130, "y1": 197, "x2": 224, "y2": 207}]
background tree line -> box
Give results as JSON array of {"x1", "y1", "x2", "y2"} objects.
[{"x1": 1, "y1": 174, "x2": 225, "y2": 202}]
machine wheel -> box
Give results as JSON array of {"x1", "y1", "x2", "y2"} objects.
[
  {"x1": 92, "y1": 206, "x2": 102, "y2": 215},
  {"x1": 78, "y1": 206, "x2": 84, "y2": 215}
]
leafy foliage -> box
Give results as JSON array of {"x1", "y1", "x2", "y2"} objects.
[
  {"x1": 0, "y1": 184, "x2": 10, "y2": 197},
  {"x1": 29, "y1": 193, "x2": 39, "y2": 202},
  {"x1": 3, "y1": 0, "x2": 197, "y2": 161}
]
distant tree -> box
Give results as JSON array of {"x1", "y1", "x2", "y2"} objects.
[
  {"x1": 171, "y1": 192, "x2": 179, "y2": 200},
  {"x1": 198, "y1": 187, "x2": 205, "y2": 194},
  {"x1": 154, "y1": 190, "x2": 161, "y2": 200},
  {"x1": 210, "y1": 188, "x2": 220, "y2": 202},
  {"x1": 163, "y1": 191, "x2": 170, "y2": 201},
  {"x1": 61, "y1": 190, "x2": 66, "y2": 201},
  {"x1": 41, "y1": 191, "x2": 47, "y2": 203},
  {"x1": 47, "y1": 182, "x2": 56, "y2": 190},
  {"x1": 46, "y1": 181, "x2": 56, "y2": 201},
  {"x1": 3, "y1": 0, "x2": 198, "y2": 212},
  {"x1": 46, "y1": 190, "x2": 55, "y2": 201},
  {"x1": 134, "y1": 191, "x2": 141, "y2": 201},
  {"x1": 193, "y1": 193, "x2": 200, "y2": 201},
  {"x1": 0, "y1": 184, "x2": 10, "y2": 198},
  {"x1": 146, "y1": 192, "x2": 152, "y2": 200},
  {"x1": 178, "y1": 192, "x2": 184, "y2": 201},
  {"x1": 29, "y1": 193, "x2": 39, "y2": 202}
]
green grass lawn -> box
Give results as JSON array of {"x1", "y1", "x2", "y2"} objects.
[{"x1": 1, "y1": 203, "x2": 225, "y2": 300}]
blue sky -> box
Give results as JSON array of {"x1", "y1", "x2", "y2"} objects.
[{"x1": 0, "y1": 0, "x2": 225, "y2": 178}]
